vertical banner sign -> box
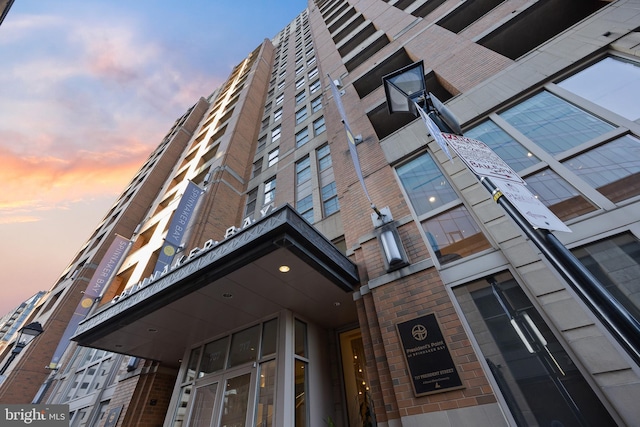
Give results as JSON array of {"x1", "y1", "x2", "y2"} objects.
[
  {"x1": 153, "y1": 181, "x2": 203, "y2": 275},
  {"x1": 48, "y1": 235, "x2": 129, "y2": 369},
  {"x1": 327, "y1": 75, "x2": 373, "y2": 204},
  {"x1": 397, "y1": 313, "x2": 463, "y2": 396}
]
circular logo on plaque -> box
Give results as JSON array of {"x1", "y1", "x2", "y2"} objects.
[
  {"x1": 163, "y1": 245, "x2": 176, "y2": 256},
  {"x1": 81, "y1": 297, "x2": 93, "y2": 308},
  {"x1": 411, "y1": 324, "x2": 427, "y2": 341}
]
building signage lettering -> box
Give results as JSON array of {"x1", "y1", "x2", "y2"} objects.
[
  {"x1": 112, "y1": 204, "x2": 274, "y2": 304},
  {"x1": 396, "y1": 313, "x2": 463, "y2": 396}
]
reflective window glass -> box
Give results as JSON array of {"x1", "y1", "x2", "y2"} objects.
[
  {"x1": 296, "y1": 107, "x2": 308, "y2": 124},
  {"x1": 227, "y1": 325, "x2": 260, "y2": 368},
  {"x1": 422, "y1": 205, "x2": 491, "y2": 264},
  {"x1": 294, "y1": 319, "x2": 307, "y2": 357},
  {"x1": 264, "y1": 178, "x2": 276, "y2": 205},
  {"x1": 171, "y1": 386, "x2": 192, "y2": 427},
  {"x1": 294, "y1": 360, "x2": 308, "y2": 426},
  {"x1": 397, "y1": 153, "x2": 458, "y2": 216},
  {"x1": 199, "y1": 337, "x2": 229, "y2": 377},
  {"x1": 313, "y1": 116, "x2": 326, "y2": 135},
  {"x1": 573, "y1": 233, "x2": 640, "y2": 324},
  {"x1": 465, "y1": 120, "x2": 540, "y2": 172},
  {"x1": 183, "y1": 346, "x2": 201, "y2": 382},
  {"x1": 255, "y1": 360, "x2": 277, "y2": 427},
  {"x1": 296, "y1": 127, "x2": 309, "y2": 147},
  {"x1": 562, "y1": 135, "x2": 640, "y2": 203},
  {"x1": 559, "y1": 57, "x2": 640, "y2": 121},
  {"x1": 261, "y1": 319, "x2": 278, "y2": 357},
  {"x1": 499, "y1": 91, "x2": 615, "y2": 155},
  {"x1": 296, "y1": 156, "x2": 311, "y2": 184},
  {"x1": 297, "y1": 195, "x2": 314, "y2": 223},
  {"x1": 322, "y1": 182, "x2": 339, "y2": 216},
  {"x1": 524, "y1": 169, "x2": 596, "y2": 220},
  {"x1": 317, "y1": 144, "x2": 331, "y2": 170},
  {"x1": 454, "y1": 273, "x2": 616, "y2": 426}
]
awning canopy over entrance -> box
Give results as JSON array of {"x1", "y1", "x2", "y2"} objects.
[{"x1": 73, "y1": 205, "x2": 360, "y2": 367}]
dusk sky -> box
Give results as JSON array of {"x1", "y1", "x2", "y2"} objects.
[{"x1": 0, "y1": 0, "x2": 306, "y2": 315}]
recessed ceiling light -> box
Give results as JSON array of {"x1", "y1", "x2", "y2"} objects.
[{"x1": 279, "y1": 265, "x2": 290, "y2": 273}]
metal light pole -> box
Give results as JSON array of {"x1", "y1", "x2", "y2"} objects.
[
  {"x1": 0, "y1": 321, "x2": 44, "y2": 376},
  {"x1": 382, "y1": 61, "x2": 640, "y2": 367}
]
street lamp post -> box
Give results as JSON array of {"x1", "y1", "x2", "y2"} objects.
[
  {"x1": 382, "y1": 61, "x2": 640, "y2": 367},
  {"x1": 0, "y1": 321, "x2": 44, "y2": 376}
]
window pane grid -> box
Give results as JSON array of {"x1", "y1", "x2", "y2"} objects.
[
  {"x1": 562, "y1": 135, "x2": 640, "y2": 203},
  {"x1": 499, "y1": 91, "x2": 615, "y2": 155}
]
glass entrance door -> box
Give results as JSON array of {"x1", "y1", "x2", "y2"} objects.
[{"x1": 188, "y1": 366, "x2": 256, "y2": 427}]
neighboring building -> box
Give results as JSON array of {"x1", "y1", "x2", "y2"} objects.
[
  {"x1": 1, "y1": 1, "x2": 640, "y2": 426},
  {"x1": 0, "y1": 292, "x2": 46, "y2": 353}
]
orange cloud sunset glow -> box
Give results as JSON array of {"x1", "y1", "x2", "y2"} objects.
[{"x1": 0, "y1": 0, "x2": 302, "y2": 315}]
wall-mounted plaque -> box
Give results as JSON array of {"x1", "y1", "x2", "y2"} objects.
[
  {"x1": 396, "y1": 313, "x2": 463, "y2": 396},
  {"x1": 103, "y1": 405, "x2": 123, "y2": 427}
]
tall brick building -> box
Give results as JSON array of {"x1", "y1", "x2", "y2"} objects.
[{"x1": 2, "y1": 0, "x2": 640, "y2": 426}]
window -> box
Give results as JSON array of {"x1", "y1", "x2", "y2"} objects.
[
  {"x1": 296, "y1": 156, "x2": 311, "y2": 184},
  {"x1": 561, "y1": 135, "x2": 640, "y2": 204},
  {"x1": 296, "y1": 195, "x2": 314, "y2": 223},
  {"x1": 268, "y1": 148, "x2": 279, "y2": 167},
  {"x1": 313, "y1": 116, "x2": 326, "y2": 136},
  {"x1": 310, "y1": 79, "x2": 321, "y2": 93},
  {"x1": 295, "y1": 65, "x2": 304, "y2": 75},
  {"x1": 271, "y1": 125, "x2": 281, "y2": 142},
  {"x1": 397, "y1": 152, "x2": 491, "y2": 264},
  {"x1": 558, "y1": 57, "x2": 640, "y2": 121},
  {"x1": 278, "y1": 80, "x2": 285, "y2": 91},
  {"x1": 257, "y1": 136, "x2": 267, "y2": 153},
  {"x1": 296, "y1": 107, "x2": 308, "y2": 124},
  {"x1": 275, "y1": 94, "x2": 284, "y2": 106},
  {"x1": 465, "y1": 121, "x2": 539, "y2": 173},
  {"x1": 261, "y1": 118, "x2": 269, "y2": 131},
  {"x1": 311, "y1": 96, "x2": 322, "y2": 112},
  {"x1": 274, "y1": 107, "x2": 283, "y2": 122},
  {"x1": 524, "y1": 169, "x2": 596, "y2": 220},
  {"x1": 453, "y1": 272, "x2": 616, "y2": 426},
  {"x1": 295, "y1": 90, "x2": 307, "y2": 105},
  {"x1": 307, "y1": 56, "x2": 316, "y2": 67},
  {"x1": 321, "y1": 182, "x2": 339, "y2": 216},
  {"x1": 264, "y1": 178, "x2": 276, "y2": 205},
  {"x1": 244, "y1": 188, "x2": 258, "y2": 217},
  {"x1": 499, "y1": 91, "x2": 615, "y2": 156},
  {"x1": 308, "y1": 67, "x2": 318, "y2": 79},
  {"x1": 295, "y1": 77, "x2": 305, "y2": 89},
  {"x1": 264, "y1": 102, "x2": 272, "y2": 114},
  {"x1": 296, "y1": 127, "x2": 309, "y2": 148},
  {"x1": 252, "y1": 159, "x2": 262, "y2": 178},
  {"x1": 317, "y1": 144, "x2": 331, "y2": 170},
  {"x1": 171, "y1": 320, "x2": 279, "y2": 427},
  {"x1": 465, "y1": 79, "x2": 640, "y2": 222},
  {"x1": 573, "y1": 233, "x2": 640, "y2": 323}
]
